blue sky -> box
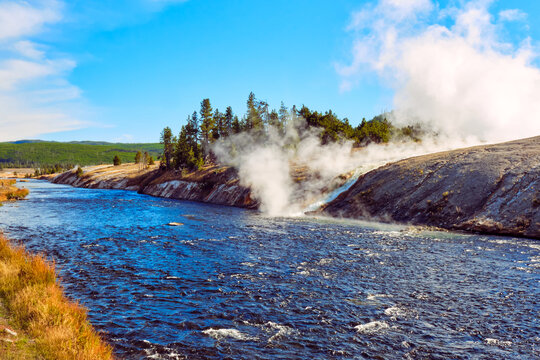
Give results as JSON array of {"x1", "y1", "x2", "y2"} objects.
[{"x1": 1, "y1": 0, "x2": 540, "y2": 142}]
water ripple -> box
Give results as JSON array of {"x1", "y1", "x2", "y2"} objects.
[{"x1": 0, "y1": 180, "x2": 538, "y2": 359}]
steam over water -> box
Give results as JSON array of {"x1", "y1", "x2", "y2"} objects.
[{"x1": 1, "y1": 180, "x2": 539, "y2": 359}]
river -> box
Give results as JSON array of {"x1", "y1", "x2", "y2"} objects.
[{"x1": 0, "y1": 180, "x2": 538, "y2": 359}]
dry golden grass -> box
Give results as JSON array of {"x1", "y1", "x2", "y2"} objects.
[
  {"x1": 0, "y1": 235, "x2": 113, "y2": 359},
  {"x1": 0, "y1": 180, "x2": 28, "y2": 202},
  {"x1": 0, "y1": 179, "x2": 16, "y2": 187},
  {"x1": 0, "y1": 169, "x2": 34, "y2": 179},
  {"x1": 5, "y1": 188, "x2": 29, "y2": 201}
]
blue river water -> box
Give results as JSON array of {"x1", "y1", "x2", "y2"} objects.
[{"x1": 0, "y1": 180, "x2": 539, "y2": 359}]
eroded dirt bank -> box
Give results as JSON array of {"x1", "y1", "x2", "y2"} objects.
[
  {"x1": 51, "y1": 163, "x2": 257, "y2": 208},
  {"x1": 51, "y1": 162, "x2": 354, "y2": 211},
  {"x1": 321, "y1": 136, "x2": 540, "y2": 239}
]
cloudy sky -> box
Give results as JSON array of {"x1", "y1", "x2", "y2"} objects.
[{"x1": 1, "y1": 0, "x2": 539, "y2": 142}]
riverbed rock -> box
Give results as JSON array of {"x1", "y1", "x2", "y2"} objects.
[{"x1": 321, "y1": 136, "x2": 540, "y2": 239}]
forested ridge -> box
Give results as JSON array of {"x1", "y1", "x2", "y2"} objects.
[
  {"x1": 160, "y1": 92, "x2": 423, "y2": 171},
  {"x1": 0, "y1": 142, "x2": 161, "y2": 169},
  {"x1": 1, "y1": 93, "x2": 421, "y2": 173}
]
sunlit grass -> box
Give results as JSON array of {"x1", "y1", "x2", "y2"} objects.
[
  {"x1": 0, "y1": 235, "x2": 113, "y2": 359},
  {"x1": 0, "y1": 180, "x2": 29, "y2": 202}
]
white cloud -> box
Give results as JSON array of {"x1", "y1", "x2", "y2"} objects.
[
  {"x1": 499, "y1": 9, "x2": 527, "y2": 22},
  {"x1": 348, "y1": 0, "x2": 432, "y2": 30},
  {"x1": 0, "y1": 0, "x2": 191, "y2": 141},
  {"x1": 13, "y1": 40, "x2": 45, "y2": 59},
  {"x1": 0, "y1": 58, "x2": 75, "y2": 90},
  {"x1": 0, "y1": 0, "x2": 86, "y2": 141},
  {"x1": 0, "y1": 0, "x2": 61, "y2": 40},
  {"x1": 338, "y1": 0, "x2": 540, "y2": 143}
]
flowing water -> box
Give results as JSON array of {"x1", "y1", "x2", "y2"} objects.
[{"x1": 0, "y1": 180, "x2": 539, "y2": 359}]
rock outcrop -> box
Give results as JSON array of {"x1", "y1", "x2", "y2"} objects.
[
  {"x1": 321, "y1": 136, "x2": 540, "y2": 239},
  {"x1": 51, "y1": 136, "x2": 540, "y2": 239},
  {"x1": 51, "y1": 163, "x2": 257, "y2": 208},
  {"x1": 51, "y1": 163, "x2": 354, "y2": 211}
]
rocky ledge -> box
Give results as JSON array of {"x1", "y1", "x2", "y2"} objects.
[
  {"x1": 51, "y1": 163, "x2": 352, "y2": 210},
  {"x1": 51, "y1": 163, "x2": 257, "y2": 208},
  {"x1": 321, "y1": 136, "x2": 540, "y2": 239}
]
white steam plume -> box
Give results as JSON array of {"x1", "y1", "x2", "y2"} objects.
[
  {"x1": 338, "y1": 0, "x2": 540, "y2": 143},
  {"x1": 212, "y1": 118, "x2": 466, "y2": 216},
  {"x1": 215, "y1": 0, "x2": 540, "y2": 216}
]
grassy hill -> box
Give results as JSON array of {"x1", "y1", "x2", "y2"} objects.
[{"x1": 0, "y1": 141, "x2": 162, "y2": 168}]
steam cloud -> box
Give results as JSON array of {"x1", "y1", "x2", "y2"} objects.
[
  {"x1": 212, "y1": 119, "x2": 463, "y2": 216},
  {"x1": 338, "y1": 0, "x2": 540, "y2": 143},
  {"x1": 212, "y1": 120, "x2": 350, "y2": 216},
  {"x1": 215, "y1": 0, "x2": 540, "y2": 216}
]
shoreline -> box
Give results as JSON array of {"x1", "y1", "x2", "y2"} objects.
[
  {"x1": 48, "y1": 162, "x2": 355, "y2": 212},
  {"x1": 0, "y1": 234, "x2": 113, "y2": 359},
  {"x1": 47, "y1": 166, "x2": 540, "y2": 241},
  {"x1": 321, "y1": 136, "x2": 540, "y2": 240},
  {"x1": 50, "y1": 162, "x2": 258, "y2": 209},
  {"x1": 0, "y1": 182, "x2": 113, "y2": 359},
  {"x1": 47, "y1": 136, "x2": 540, "y2": 240}
]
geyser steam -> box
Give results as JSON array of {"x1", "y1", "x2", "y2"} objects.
[
  {"x1": 215, "y1": 0, "x2": 540, "y2": 216},
  {"x1": 338, "y1": 0, "x2": 540, "y2": 143},
  {"x1": 212, "y1": 118, "x2": 464, "y2": 216},
  {"x1": 212, "y1": 120, "x2": 358, "y2": 216}
]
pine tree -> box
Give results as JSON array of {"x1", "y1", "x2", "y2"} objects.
[
  {"x1": 143, "y1": 152, "x2": 150, "y2": 169},
  {"x1": 160, "y1": 127, "x2": 174, "y2": 170},
  {"x1": 258, "y1": 100, "x2": 269, "y2": 126},
  {"x1": 199, "y1": 98, "x2": 214, "y2": 145},
  {"x1": 185, "y1": 113, "x2": 201, "y2": 161},
  {"x1": 268, "y1": 109, "x2": 281, "y2": 130},
  {"x1": 174, "y1": 126, "x2": 190, "y2": 169},
  {"x1": 223, "y1": 106, "x2": 234, "y2": 137},
  {"x1": 186, "y1": 147, "x2": 197, "y2": 169},
  {"x1": 279, "y1": 101, "x2": 289, "y2": 128},
  {"x1": 113, "y1": 155, "x2": 121, "y2": 166},
  {"x1": 135, "y1": 151, "x2": 142, "y2": 164},
  {"x1": 246, "y1": 92, "x2": 263, "y2": 130},
  {"x1": 232, "y1": 115, "x2": 241, "y2": 134},
  {"x1": 290, "y1": 105, "x2": 298, "y2": 124},
  {"x1": 213, "y1": 108, "x2": 224, "y2": 140},
  {"x1": 187, "y1": 112, "x2": 199, "y2": 141}
]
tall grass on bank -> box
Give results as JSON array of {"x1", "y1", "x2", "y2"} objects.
[
  {"x1": 0, "y1": 235, "x2": 113, "y2": 359},
  {"x1": 0, "y1": 180, "x2": 29, "y2": 202}
]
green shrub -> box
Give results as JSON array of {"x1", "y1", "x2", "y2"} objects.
[
  {"x1": 6, "y1": 189, "x2": 29, "y2": 200},
  {"x1": 75, "y1": 167, "x2": 83, "y2": 178}
]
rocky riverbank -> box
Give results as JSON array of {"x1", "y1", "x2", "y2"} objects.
[
  {"x1": 321, "y1": 136, "x2": 540, "y2": 239},
  {"x1": 50, "y1": 136, "x2": 540, "y2": 239},
  {"x1": 51, "y1": 163, "x2": 257, "y2": 208},
  {"x1": 51, "y1": 162, "x2": 355, "y2": 211}
]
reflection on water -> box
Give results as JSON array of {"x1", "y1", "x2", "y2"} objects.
[{"x1": 0, "y1": 180, "x2": 539, "y2": 359}]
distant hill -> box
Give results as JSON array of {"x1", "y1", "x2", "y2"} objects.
[
  {"x1": 0, "y1": 141, "x2": 162, "y2": 168},
  {"x1": 67, "y1": 141, "x2": 124, "y2": 146},
  {"x1": 10, "y1": 140, "x2": 49, "y2": 144}
]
